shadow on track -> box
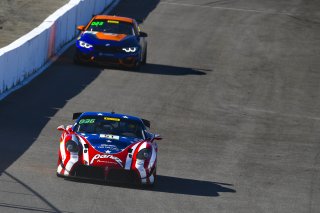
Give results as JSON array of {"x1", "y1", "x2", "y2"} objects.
[
  {"x1": 96, "y1": 63, "x2": 209, "y2": 75},
  {"x1": 140, "y1": 64, "x2": 208, "y2": 75},
  {"x1": 110, "y1": 0, "x2": 160, "y2": 22},
  {"x1": 65, "y1": 175, "x2": 236, "y2": 197},
  {"x1": 0, "y1": 48, "x2": 102, "y2": 175},
  {"x1": 154, "y1": 175, "x2": 236, "y2": 197}
]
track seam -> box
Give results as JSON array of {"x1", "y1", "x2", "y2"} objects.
[{"x1": 160, "y1": 1, "x2": 297, "y2": 16}]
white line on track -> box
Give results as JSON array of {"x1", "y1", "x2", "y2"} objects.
[{"x1": 160, "y1": 1, "x2": 296, "y2": 16}]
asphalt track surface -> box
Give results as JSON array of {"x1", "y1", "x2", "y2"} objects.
[
  {"x1": 1, "y1": 0, "x2": 320, "y2": 212},
  {"x1": 0, "y1": 0, "x2": 68, "y2": 48}
]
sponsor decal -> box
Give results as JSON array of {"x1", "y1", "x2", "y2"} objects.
[
  {"x1": 97, "y1": 144, "x2": 119, "y2": 152},
  {"x1": 97, "y1": 144, "x2": 108, "y2": 148},
  {"x1": 98, "y1": 53, "x2": 114, "y2": 57},
  {"x1": 100, "y1": 134, "x2": 119, "y2": 140},
  {"x1": 90, "y1": 154, "x2": 123, "y2": 167},
  {"x1": 84, "y1": 31, "x2": 97, "y2": 35},
  {"x1": 71, "y1": 154, "x2": 78, "y2": 159},
  {"x1": 97, "y1": 160, "x2": 118, "y2": 165},
  {"x1": 136, "y1": 159, "x2": 144, "y2": 165},
  {"x1": 104, "y1": 117, "x2": 120, "y2": 121},
  {"x1": 107, "y1": 20, "x2": 119, "y2": 24}
]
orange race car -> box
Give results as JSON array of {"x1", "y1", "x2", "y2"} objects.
[{"x1": 74, "y1": 15, "x2": 148, "y2": 69}]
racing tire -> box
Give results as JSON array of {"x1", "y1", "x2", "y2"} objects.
[
  {"x1": 150, "y1": 174, "x2": 157, "y2": 187},
  {"x1": 141, "y1": 48, "x2": 147, "y2": 65},
  {"x1": 73, "y1": 54, "x2": 85, "y2": 65},
  {"x1": 145, "y1": 168, "x2": 157, "y2": 188},
  {"x1": 133, "y1": 61, "x2": 141, "y2": 71}
]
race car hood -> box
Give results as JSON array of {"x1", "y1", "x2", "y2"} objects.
[
  {"x1": 79, "y1": 31, "x2": 139, "y2": 46},
  {"x1": 79, "y1": 133, "x2": 142, "y2": 154}
]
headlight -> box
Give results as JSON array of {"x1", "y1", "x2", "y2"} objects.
[
  {"x1": 65, "y1": 140, "x2": 79, "y2": 152},
  {"x1": 137, "y1": 148, "x2": 151, "y2": 160},
  {"x1": 122, "y1": 47, "x2": 137, "y2": 53},
  {"x1": 79, "y1": 41, "x2": 93, "y2": 49}
]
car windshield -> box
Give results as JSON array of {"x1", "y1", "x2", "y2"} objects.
[
  {"x1": 74, "y1": 116, "x2": 144, "y2": 139},
  {"x1": 87, "y1": 19, "x2": 134, "y2": 35}
]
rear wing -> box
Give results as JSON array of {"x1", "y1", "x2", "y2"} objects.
[
  {"x1": 73, "y1": 112, "x2": 83, "y2": 120},
  {"x1": 142, "y1": 119, "x2": 150, "y2": 128}
]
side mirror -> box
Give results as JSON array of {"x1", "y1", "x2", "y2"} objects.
[
  {"x1": 154, "y1": 134, "x2": 162, "y2": 140},
  {"x1": 66, "y1": 125, "x2": 73, "y2": 132},
  {"x1": 139, "y1": 31, "x2": 148, "y2": 37},
  {"x1": 142, "y1": 118, "x2": 150, "y2": 128},
  {"x1": 57, "y1": 125, "x2": 66, "y2": 131},
  {"x1": 73, "y1": 112, "x2": 83, "y2": 120},
  {"x1": 77, "y1": 25, "x2": 85, "y2": 31},
  {"x1": 136, "y1": 19, "x2": 144, "y2": 24}
]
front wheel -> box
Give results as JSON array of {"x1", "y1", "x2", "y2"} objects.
[
  {"x1": 148, "y1": 168, "x2": 157, "y2": 187},
  {"x1": 132, "y1": 60, "x2": 141, "y2": 71},
  {"x1": 141, "y1": 48, "x2": 147, "y2": 65},
  {"x1": 73, "y1": 53, "x2": 86, "y2": 65},
  {"x1": 73, "y1": 55, "x2": 82, "y2": 65}
]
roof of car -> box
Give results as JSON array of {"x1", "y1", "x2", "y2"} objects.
[
  {"x1": 92, "y1": 15, "x2": 134, "y2": 23},
  {"x1": 80, "y1": 112, "x2": 141, "y2": 121}
]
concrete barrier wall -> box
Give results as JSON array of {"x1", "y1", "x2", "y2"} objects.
[{"x1": 0, "y1": 0, "x2": 115, "y2": 98}]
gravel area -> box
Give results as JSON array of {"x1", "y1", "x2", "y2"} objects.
[{"x1": 0, "y1": 0, "x2": 68, "y2": 48}]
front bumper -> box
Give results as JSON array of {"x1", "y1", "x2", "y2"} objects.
[
  {"x1": 75, "y1": 47, "x2": 140, "y2": 68},
  {"x1": 57, "y1": 162, "x2": 155, "y2": 185},
  {"x1": 73, "y1": 165, "x2": 140, "y2": 184}
]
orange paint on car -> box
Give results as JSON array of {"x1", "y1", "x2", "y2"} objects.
[
  {"x1": 95, "y1": 32, "x2": 127, "y2": 41},
  {"x1": 93, "y1": 15, "x2": 133, "y2": 23},
  {"x1": 84, "y1": 15, "x2": 134, "y2": 31}
]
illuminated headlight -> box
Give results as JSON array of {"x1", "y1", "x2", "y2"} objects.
[
  {"x1": 122, "y1": 47, "x2": 137, "y2": 53},
  {"x1": 137, "y1": 148, "x2": 151, "y2": 160},
  {"x1": 65, "y1": 140, "x2": 79, "y2": 152},
  {"x1": 79, "y1": 41, "x2": 93, "y2": 49}
]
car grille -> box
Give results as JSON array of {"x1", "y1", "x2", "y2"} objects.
[
  {"x1": 73, "y1": 165, "x2": 105, "y2": 180},
  {"x1": 107, "y1": 169, "x2": 139, "y2": 184},
  {"x1": 94, "y1": 45, "x2": 123, "y2": 53},
  {"x1": 95, "y1": 57, "x2": 120, "y2": 64},
  {"x1": 73, "y1": 166, "x2": 139, "y2": 184}
]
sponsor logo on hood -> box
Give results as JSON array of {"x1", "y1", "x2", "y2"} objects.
[{"x1": 90, "y1": 154, "x2": 123, "y2": 167}]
